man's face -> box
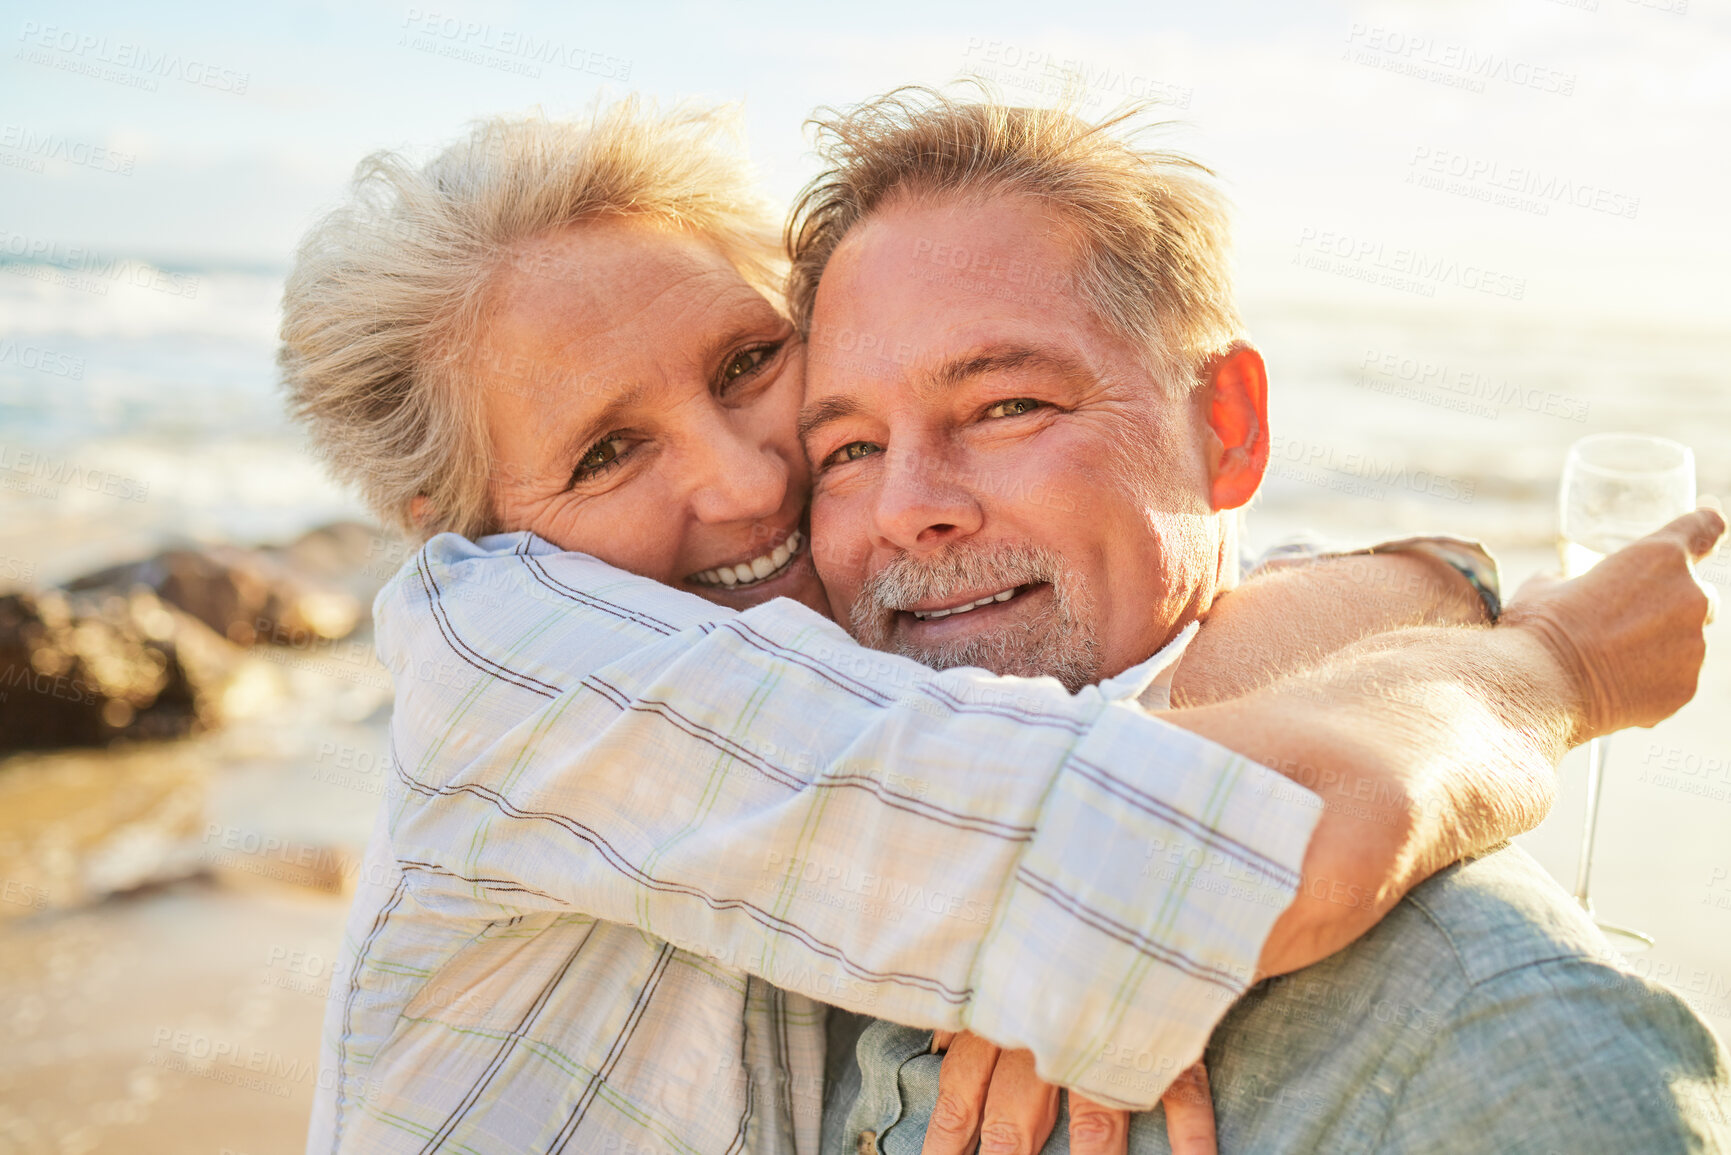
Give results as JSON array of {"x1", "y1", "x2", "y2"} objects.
[{"x1": 801, "y1": 193, "x2": 1230, "y2": 689}]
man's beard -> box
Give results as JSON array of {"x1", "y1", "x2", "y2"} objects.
[{"x1": 848, "y1": 542, "x2": 1102, "y2": 692}]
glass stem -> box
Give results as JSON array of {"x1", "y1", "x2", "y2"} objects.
[{"x1": 1572, "y1": 735, "x2": 1611, "y2": 910}]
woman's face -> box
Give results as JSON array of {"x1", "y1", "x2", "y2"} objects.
[{"x1": 478, "y1": 217, "x2": 827, "y2": 614}]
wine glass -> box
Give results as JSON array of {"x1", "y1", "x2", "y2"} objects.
[{"x1": 1559, "y1": 433, "x2": 1696, "y2": 952}]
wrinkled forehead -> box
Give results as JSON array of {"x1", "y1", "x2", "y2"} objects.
[
  {"x1": 802, "y1": 194, "x2": 1132, "y2": 414},
  {"x1": 484, "y1": 219, "x2": 773, "y2": 345},
  {"x1": 471, "y1": 218, "x2": 783, "y2": 405},
  {"x1": 814, "y1": 192, "x2": 1084, "y2": 321}
]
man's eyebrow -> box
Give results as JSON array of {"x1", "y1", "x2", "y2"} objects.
[
  {"x1": 797, "y1": 395, "x2": 863, "y2": 445},
  {"x1": 927, "y1": 346, "x2": 1077, "y2": 393},
  {"x1": 797, "y1": 343, "x2": 1086, "y2": 447}
]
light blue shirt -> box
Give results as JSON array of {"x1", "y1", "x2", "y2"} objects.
[{"x1": 833, "y1": 845, "x2": 1731, "y2": 1153}]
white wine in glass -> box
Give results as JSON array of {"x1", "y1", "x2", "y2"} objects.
[{"x1": 1558, "y1": 433, "x2": 1696, "y2": 952}]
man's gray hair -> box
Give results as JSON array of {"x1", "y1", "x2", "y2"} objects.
[
  {"x1": 785, "y1": 86, "x2": 1246, "y2": 395},
  {"x1": 279, "y1": 99, "x2": 781, "y2": 538}
]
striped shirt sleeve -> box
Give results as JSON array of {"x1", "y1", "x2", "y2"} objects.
[{"x1": 376, "y1": 532, "x2": 1321, "y2": 1108}]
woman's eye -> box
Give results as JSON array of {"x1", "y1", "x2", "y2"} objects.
[
  {"x1": 568, "y1": 434, "x2": 630, "y2": 487},
  {"x1": 720, "y1": 342, "x2": 782, "y2": 388},
  {"x1": 822, "y1": 441, "x2": 881, "y2": 468},
  {"x1": 985, "y1": 397, "x2": 1042, "y2": 419}
]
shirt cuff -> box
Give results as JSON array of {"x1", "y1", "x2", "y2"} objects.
[{"x1": 964, "y1": 698, "x2": 1322, "y2": 1109}]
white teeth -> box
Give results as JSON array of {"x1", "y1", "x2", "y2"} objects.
[
  {"x1": 910, "y1": 586, "x2": 1022, "y2": 621},
  {"x1": 691, "y1": 530, "x2": 805, "y2": 589}
]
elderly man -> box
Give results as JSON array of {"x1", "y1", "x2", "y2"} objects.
[
  {"x1": 785, "y1": 92, "x2": 1731, "y2": 1153},
  {"x1": 280, "y1": 99, "x2": 1723, "y2": 1153}
]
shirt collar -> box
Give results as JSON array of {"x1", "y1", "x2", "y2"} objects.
[{"x1": 1094, "y1": 619, "x2": 1200, "y2": 708}]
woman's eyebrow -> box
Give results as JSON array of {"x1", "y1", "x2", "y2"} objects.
[
  {"x1": 545, "y1": 382, "x2": 648, "y2": 471},
  {"x1": 694, "y1": 300, "x2": 793, "y2": 364}
]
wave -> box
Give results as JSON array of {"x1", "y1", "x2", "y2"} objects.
[{"x1": 0, "y1": 263, "x2": 284, "y2": 342}]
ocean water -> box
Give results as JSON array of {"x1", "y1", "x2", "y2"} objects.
[
  {"x1": 0, "y1": 261, "x2": 366, "y2": 587},
  {"x1": 3, "y1": 259, "x2": 1726, "y2": 586},
  {"x1": 1243, "y1": 296, "x2": 1731, "y2": 560}
]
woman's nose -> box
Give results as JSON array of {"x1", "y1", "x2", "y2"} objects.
[{"x1": 685, "y1": 416, "x2": 791, "y2": 526}]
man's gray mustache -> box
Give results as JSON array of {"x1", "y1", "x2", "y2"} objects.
[{"x1": 850, "y1": 543, "x2": 1069, "y2": 620}]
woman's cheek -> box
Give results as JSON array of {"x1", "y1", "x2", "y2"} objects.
[
  {"x1": 534, "y1": 491, "x2": 687, "y2": 586},
  {"x1": 748, "y1": 365, "x2": 812, "y2": 493}
]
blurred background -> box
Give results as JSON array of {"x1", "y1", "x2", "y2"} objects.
[{"x1": 0, "y1": 0, "x2": 1727, "y2": 1149}]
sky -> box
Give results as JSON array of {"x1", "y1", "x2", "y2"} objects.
[{"x1": 1, "y1": 0, "x2": 1728, "y2": 326}]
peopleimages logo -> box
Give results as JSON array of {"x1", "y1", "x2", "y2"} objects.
[
  {"x1": 1342, "y1": 23, "x2": 1577, "y2": 96},
  {"x1": 1356, "y1": 347, "x2": 1590, "y2": 424},
  {"x1": 398, "y1": 9, "x2": 631, "y2": 80},
  {"x1": 14, "y1": 21, "x2": 250, "y2": 94},
  {"x1": 959, "y1": 36, "x2": 1194, "y2": 109},
  {"x1": 1268, "y1": 434, "x2": 1478, "y2": 504},
  {"x1": 0, "y1": 339, "x2": 85, "y2": 380},
  {"x1": 0, "y1": 229, "x2": 200, "y2": 299},
  {"x1": 1406, "y1": 146, "x2": 1640, "y2": 221},
  {"x1": 0, "y1": 444, "x2": 150, "y2": 502},
  {"x1": 1294, "y1": 228, "x2": 1527, "y2": 302},
  {"x1": 0, "y1": 124, "x2": 135, "y2": 175}
]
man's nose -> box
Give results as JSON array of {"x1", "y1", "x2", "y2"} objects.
[
  {"x1": 871, "y1": 445, "x2": 983, "y2": 553},
  {"x1": 686, "y1": 414, "x2": 791, "y2": 526}
]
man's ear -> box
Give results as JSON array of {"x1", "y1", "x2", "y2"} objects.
[
  {"x1": 1200, "y1": 345, "x2": 1269, "y2": 511},
  {"x1": 408, "y1": 495, "x2": 436, "y2": 532}
]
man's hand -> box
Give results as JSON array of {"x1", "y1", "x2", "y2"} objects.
[
  {"x1": 1501, "y1": 505, "x2": 1724, "y2": 742},
  {"x1": 920, "y1": 1031, "x2": 1216, "y2": 1155}
]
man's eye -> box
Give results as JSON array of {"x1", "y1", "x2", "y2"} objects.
[
  {"x1": 822, "y1": 441, "x2": 881, "y2": 468},
  {"x1": 568, "y1": 434, "x2": 631, "y2": 487},
  {"x1": 720, "y1": 342, "x2": 782, "y2": 388},
  {"x1": 985, "y1": 398, "x2": 1042, "y2": 419}
]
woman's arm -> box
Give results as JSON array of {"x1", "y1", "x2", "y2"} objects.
[
  {"x1": 379, "y1": 509, "x2": 1720, "y2": 1106},
  {"x1": 1171, "y1": 509, "x2": 1722, "y2": 977},
  {"x1": 1172, "y1": 548, "x2": 1493, "y2": 708},
  {"x1": 380, "y1": 531, "x2": 1320, "y2": 1109}
]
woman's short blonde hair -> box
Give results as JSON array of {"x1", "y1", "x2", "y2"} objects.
[
  {"x1": 786, "y1": 86, "x2": 1245, "y2": 395},
  {"x1": 279, "y1": 99, "x2": 781, "y2": 539}
]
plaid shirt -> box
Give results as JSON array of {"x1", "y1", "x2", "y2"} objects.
[{"x1": 307, "y1": 532, "x2": 1322, "y2": 1153}]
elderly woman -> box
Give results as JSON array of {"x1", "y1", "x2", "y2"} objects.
[{"x1": 278, "y1": 98, "x2": 1710, "y2": 1154}]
